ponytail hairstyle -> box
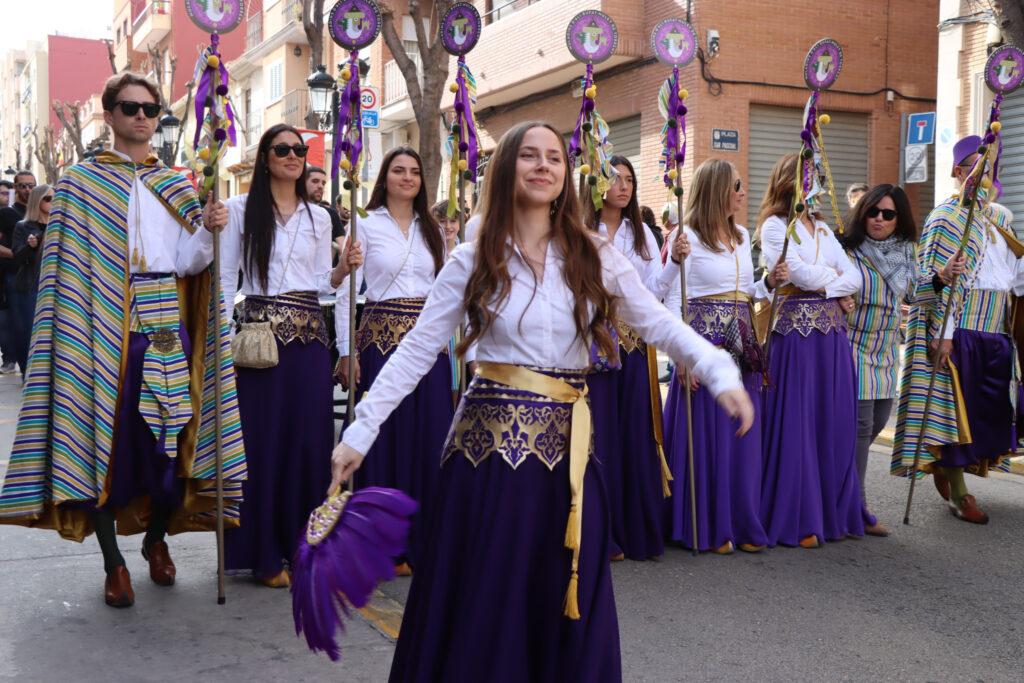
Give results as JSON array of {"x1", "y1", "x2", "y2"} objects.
[
  {"x1": 455, "y1": 121, "x2": 616, "y2": 360},
  {"x1": 583, "y1": 154, "x2": 651, "y2": 261}
]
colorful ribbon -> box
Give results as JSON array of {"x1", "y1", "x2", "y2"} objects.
[
  {"x1": 192, "y1": 34, "x2": 237, "y2": 150},
  {"x1": 795, "y1": 91, "x2": 843, "y2": 234},
  {"x1": 568, "y1": 64, "x2": 614, "y2": 210},
  {"x1": 447, "y1": 56, "x2": 480, "y2": 217},
  {"x1": 659, "y1": 67, "x2": 687, "y2": 191},
  {"x1": 331, "y1": 51, "x2": 364, "y2": 181}
]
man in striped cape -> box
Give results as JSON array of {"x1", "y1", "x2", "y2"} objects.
[
  {"x1": 891, "y1": 135, "x2": 1024, "y2": 524},
  {"x1": 0, "y1": 73, "x2": 246, "y2": 607}
]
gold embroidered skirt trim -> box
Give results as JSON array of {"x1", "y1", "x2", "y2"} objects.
[
  {"x1": 242, "y1": 291, "x2": 328, "y2": 347},
  {"x1": 355, "y1": 297, "x2": 428, "y2": 356},
  {"x1": 772, "y1": 293, "x2": 847, "y2": 338},
  {"x1": 615, "y1": 319, "x2": 646, "y2": 354},
  {"x1": 687, "y1": 295, "x2": 755, "y2": 346}
]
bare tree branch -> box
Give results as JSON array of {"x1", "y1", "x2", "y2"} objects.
[
  {"x1": 104, "y1": 39, "x2": 118, "y2": 75},
  {"x1": 302, "y1": 0, "x2": 327, "y2": 128},
  {"x1": 379, "y1": 4, "x2": 423, "y2": 109},
  {"x1": 52, "y1": 100, "x2": 86, "y2": 162}
]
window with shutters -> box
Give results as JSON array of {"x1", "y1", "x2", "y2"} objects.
[{"x1": 267, "y1": 61, "x2": 283, "y2": 103}]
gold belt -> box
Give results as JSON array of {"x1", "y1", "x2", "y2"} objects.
[{"x1": 475, "y1": 362, "x2": 589, "y2": 621}]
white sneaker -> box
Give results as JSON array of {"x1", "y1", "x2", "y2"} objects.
[{"x1": 0, "y1": 363, "x2": 15, "y2": 374}]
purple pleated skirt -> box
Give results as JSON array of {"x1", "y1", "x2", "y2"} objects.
[
  {"x1": 389, "y1": 368, "x2": 621, "y2": 682},
  {"x1": 939, "y1": 328, "x2": 1022, "y2": 468},
  {"x1": 663, "y1": 368, "x2": 767, "y2": 550},
  {"x1": 225, "y1": 339, "x2": 333, "y2": 579},
  {"x1": 760, "y1": 320, "x2": 864, "y2": 546},
  {"x1": 586, "y1": 347, "x2": 664, "y2": 560}
]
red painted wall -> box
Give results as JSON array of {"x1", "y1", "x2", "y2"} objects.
[{"x1": 45, "y1": 35, "x2": 112, "y2": 129}]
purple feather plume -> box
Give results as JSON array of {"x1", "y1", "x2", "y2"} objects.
[{"x1": 291, "y1": 487, "x2": 418, "y2": 660}]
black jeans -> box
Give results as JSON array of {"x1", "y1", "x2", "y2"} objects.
[{"x1": 856, "y1": 398, "x2": 893, "y2": 508}]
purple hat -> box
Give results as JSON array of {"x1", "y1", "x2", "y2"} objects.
[{"x1": 951, "y1": 135, "x2": 982, "y2": 176}]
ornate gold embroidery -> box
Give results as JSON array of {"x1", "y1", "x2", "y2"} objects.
[
  {"x1": 615, "y1": 319, "x2": 646, "y2": 354},
  {"x1": 243, "y1": 291, "x2": 328, "y2": 347},
  {"x1": 687, "y1": 295, "x2": 753, "y2": 346},
  {"x1": 441, "y1": 368, "x2": 588, "y2": 470},
  {"x1": 355, "y1": 297, "x2": 431, "y2": 356},
  {"x1": 772, "y1": 295, "x2": 847, "y2": 337}
]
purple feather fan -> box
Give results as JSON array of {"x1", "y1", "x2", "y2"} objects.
[{"x1": 291, "y1": 487, "x2": 418, "y2": 660}]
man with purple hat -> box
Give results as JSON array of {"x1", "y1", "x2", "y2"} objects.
[{"x1": 891, "y1": 134, "x2": 1024, "y2": 523}]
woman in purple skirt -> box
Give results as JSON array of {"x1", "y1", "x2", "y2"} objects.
[
  {"x1": 220, "y1": 123, "x2": 359, "y2": 587},
  {"x1": 335, "y1": 147, "x2": 451, "y2": 572},
  {"x1": 584, "y1": 155, "x2": 683, "y2": 561},
  {"x1": 329, "y1": 122, "x2": 753, "y2": 682},
  {"x1": 662, "y1": 159, "x2": 789, "y2": 553},
  {"x1": 757, "y1": 152, "x2": 865, "y2": 548}
]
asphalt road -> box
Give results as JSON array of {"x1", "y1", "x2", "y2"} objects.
[{"x1": 2, "y1": 370, "x2": 1023, "y2": 682}]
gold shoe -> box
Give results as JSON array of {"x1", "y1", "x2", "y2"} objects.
[
  {"x1": 712, "y1": 541, "x2": 734, "y2": 554},
  {"x1": 260, "y1": 570, "x2": 290, "y2": 588},
  {"x1": 609, "y1": 553, "x2": 625, "y2": 562},
  {"x1": 738, "y1": 543, "x2": 765, "y2": 553},
  {"x1": 394, "y1": 562, "x2": 413, "y2": 576},
  {"x1": 798, "y1": 535, "x2": 819, "y2": 549}
]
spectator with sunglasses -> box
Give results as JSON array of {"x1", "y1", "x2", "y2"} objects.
[
  {"x1": 219, "y1": 123, "x2": 362, "y2": 588},
  {"x1": 9, "y1": 184, "x2": 52, "y2": 376},
  {"x1": 840, "y1": 183, "x2": 920, "y2": 537},
  {"x1": 892, "y1": 135, "x2": 1024, "y2": 525},
  {"x1": 0, "y1": 170, "x2": 36, "y2": 374}
]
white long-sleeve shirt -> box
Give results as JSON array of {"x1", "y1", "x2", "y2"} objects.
[
  {"x1": 341, "y1": 236, "x2": 743, "y2": 455},
  {"x1": 663, "y1": 225, "x2": 769, "y2": 322},
  {"x1": 334, "y1": 206, "x2": 444, "y2": 352},
  {"x1": 219, "y1": 194, "x2": 336, "y2": 310},
  {"x1": 598, "y1": 218, "x2": 678, "y2": 300},
  {"x1": 759, "y1": 215, "x2": 861, "y2": 297}
]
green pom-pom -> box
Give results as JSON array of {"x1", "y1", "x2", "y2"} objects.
[
  {"x1": 202, "y1": 166, "x2": 215, "y2": 177},
  {"x1": 977, "y1": 145, "x2": 987, "y2": 155},
  {"x1": 588, "y1": 175, "x2": 597, "y2": 186},
  {"x1": 801, "y1": 148, "x2": 813, "y2": 159},
  {"x1": 667, "y1": 118, "x2": 677, "y2": 129},
  {"x1": 673, "y1": 186, "x2": 684, "y2": 197},
  {"x1": 581, "y1": 121, "x2": 592, "y2": 132},
  {"x1": 794, "y1": 202, "x2": 805, "y2": 213},
  {"x1": 451, "y1": 122, "x2": 460, "y2": 134},
  {"x1": 462, "y1": 169, "x2": 473, "y2": 180},
  {"x1": 343, "y1": 180, "x2": 353, "y2": 190}
]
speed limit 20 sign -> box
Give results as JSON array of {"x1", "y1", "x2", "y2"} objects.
[{"x1": 361, "y1": 86, "x2": 380, "y2": 129}]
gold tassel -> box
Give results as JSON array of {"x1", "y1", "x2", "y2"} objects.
[
  {"x1": 131, "y1": 246, "x2": 139, "y2": 266},
  {"x1": 658, "y1": 444, "x2": 673, "y2": 498},
  {"x1": 562, "y1": 571, "x2": 580, "y2": 620},
  {"x1": 564, "y1": 503, "x2": 579, "y2": 550}
]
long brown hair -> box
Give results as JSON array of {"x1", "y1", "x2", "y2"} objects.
[
  {"x1": 365, "y1": 146, "x2": 445, "y2": 274},
  {"x1": 584, "y1": 154, "x2": 651, "y2": 261},
  {"x1": 685, "y1": 159, "x2": 744, "y2": 252},
  {"x1": 455, "y1": 121, "x2": 616, "y2": 360},
  {"x1": 756, "y1": 152, "x2": 800, "y2": 235}
]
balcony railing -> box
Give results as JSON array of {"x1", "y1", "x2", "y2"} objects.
[
  {"x1": 246, "y1": 110, "x2": 262, "y2": 147},
  {"x1": 246, "y1": 12, "x2": 263, "y2": 51},
  {"x1": 283, "y1": 89, "x2": 310, "y2": 129},
  {"x1": 283, "y1": 0, "x2": 301, "y2": 23},
  {"x1": 133, "y1": 0, "x2": 170, "y2": 32},
  {"x1": 383, "y1": 55, "x2": 423, "y2": 107},
  {"x1": 483, "y1": 0, "x2": 539, "y2": 25}
]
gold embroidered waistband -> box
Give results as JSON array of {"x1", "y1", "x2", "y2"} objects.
[
  {"x1": 693, "y1": 290, "x2": 753, "y2": 304},
  {"x1": 772, "y1": 295, "x2": 847, "y2": 338},
  {"x1": 242, "y1": 291, "x2": 328, "y2": 347},
  {"x1": 615, "y1": 319, "x2": 646, "y2": 354},
  {"x1": 776, "y1": 284, "x2": 818, "y2": 297},
  {"x1": 356, "y1": 297, "x2": 426, "y2": 356}
]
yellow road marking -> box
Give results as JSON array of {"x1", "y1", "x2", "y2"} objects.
[{"x1": 357, "y1": 589, "x2": 405, "y2": 639}]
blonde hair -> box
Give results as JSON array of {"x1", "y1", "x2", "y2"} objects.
[
  {"x1": 25, "y1": 184, "x2": 52, "y2": 223},
  {"x1": 684, "y1": 159, "x2": 743, "y2": 252}
]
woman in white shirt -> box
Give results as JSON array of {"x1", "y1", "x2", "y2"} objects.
[
  {"x1": 757, "y1": 152, "x2": 865, "y2": 549},
  {"x1": 220, "y1": 123, "x2": 357, "y2": 587},
  {"x1": 329, "y1": 122, "x2": 752, "y2": 682},
  {"x1": 334, "y1": 146, "x2": 451, "y2": 573},
  {"x1": 583, "y1": 154, "x2": 681, "y2": 562},
  {"x1": 664, "y1": 159, "x2": 788, "y2": 554}
]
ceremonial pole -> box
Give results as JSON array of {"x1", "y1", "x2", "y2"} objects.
[
  {"x1": 653, "y1": 18, "x2": 698, "y2": 554},
  {"x1": 185, "y1": 0, "x2": 243, "y2": 605},
  {"x1": 441, "y1": 3, "x2": 483, "y2": 395},
  {"x1": 903, "y1": 44, "x2": 1023, "y2": 524}
]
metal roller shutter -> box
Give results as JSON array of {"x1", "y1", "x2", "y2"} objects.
[
  {"x1": 995, "y1": 90, "x2": 1024, "y2": 233},
  {"x1": 607, "y1": 115, "x2": 642, "y2": 173},
  {"x1": 747, "y1": 104, "x2": 869, "y2": 232}
]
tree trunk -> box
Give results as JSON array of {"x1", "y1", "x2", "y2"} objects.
[
  {"x1": 994, "y1": 2, "x2": 1024, "y2": 52},
  {"x1": 302, "y1": 0, "x2": 326, "y2": 130}
]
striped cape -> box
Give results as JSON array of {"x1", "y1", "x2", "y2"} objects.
[
  {"x1": 891, "y1": 197, "x2": 1016, "y2": 478},
  {"x1": 0, "y1": 153, "x2": 247, "y2": 541}
]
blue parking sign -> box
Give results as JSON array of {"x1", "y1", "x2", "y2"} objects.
[
  {"x1": 907, "y1": 112, "x2": 935, "y2": 145},
  {"x1": 362, "y1": 110, "x2": 379, "y2": 128}
]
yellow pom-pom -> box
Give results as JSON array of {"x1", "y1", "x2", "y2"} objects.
[
  {"x1": 449, "y1": 82, "x2": 459, "y2": 93},
  {"x1": 458, "y1": 159, "x2": 468, "y2": 171},
  {"x1": 819, "y1": 113, "x2": 831, "y2": 125},
  {"x1": 198, "y1": 148, "x2": 210, "y2": 161},
  {"x1": 340, "y1": 68, "x2": 352, "y2": 82},
  {"x1": 207, "y1": 55, "x2": 220, "y2": 68},
  {"x1": 668, "y1": 168, "x2": 678, "y2": 180},
  {"x1": 678, "y1": 88, "x2": 688, "y2": 100},
  {"x1": 585, "y1": 85, "x2": 597, "y2": 99},
  {"x1": 339, "y1": 158, "x2": 351, "y2": 171},
  {"x1": 981, "y1": 177, "x2": 993, "y2": 189},
  {"x1": 580, "y1": 164, "x2": 591, "y2": 175},
  {"x1": 991, "y1": 121, "x2": 1002, "y2": 133}
]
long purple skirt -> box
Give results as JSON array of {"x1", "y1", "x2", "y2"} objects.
[
  {"x1": 347, "y1": 344, "x2": 453, "y2": 567},
  {"x1": 586, "y1": 348, "x2": 664, "y2": 560},
  {"x1": 663, "y1": 369, "x2": 767, "y2": 550},
  {"x1": 760, "y1": 328, "x2": 864, "y2": 546},
  {"x1": 389, "y1": 374, "x2": 620, "y2": 682},
  {"x1": 940, "y1": 328, "x2": 1022, "y2": 468},
  {"x1": 225, "y1": 339, "x2": 333, "y2": 579}
]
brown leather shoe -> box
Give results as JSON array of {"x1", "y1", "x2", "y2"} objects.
[
  {"x1": 104, "y1": 566, "x2": 135, "y2": 607},
  {"x1": 142, "y1": 540, "x2": 176, "y2": 586},
  {"x1": 260, "y1": 569, "x2": 291, "y2": 588},
  {"x1": 864, "y1": 521, "x2": 890, "y2": 537},
  {"x1": 798, "y1": 535, "x2": 820, "y2": 548},
  {"x1": 932, "y1": 472, "x2": 951, "y2": 501},
  {"x1": 948, "y1": 494, "x2": 989, "y2": 524}
]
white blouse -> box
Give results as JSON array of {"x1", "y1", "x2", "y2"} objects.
[
  {"x1": 597, "y1": 218, "x2": 677, "y2": 300},
  {"x1": 219, "y1": 194, "x2": 336, "y2": 310},
  {"x1": 341, "y1": 237, "x2": 743, "y2": 455},
  {"x1": 335, "y1": 206, "x2": 445, "y2": 351},
  {"x1": 759, "y1": 215, "x2": 861, "y2": 298}
]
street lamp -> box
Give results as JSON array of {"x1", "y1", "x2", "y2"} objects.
[
  {"x1": 306, "y1": 65, "x2": 336, "y2": 127},
  {"x1": 151, "y1": 124, "x2": 165, "y2": 150},
  {"x1": 160, "y1": 113, "x2": 180, "y2": 150}
]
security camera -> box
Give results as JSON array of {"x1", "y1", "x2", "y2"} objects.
[{"x1": 707, "y1": 29, "x2": 720, "y2": 58}]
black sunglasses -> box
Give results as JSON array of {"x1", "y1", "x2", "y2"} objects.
[
  {"x1": 866, "y1": 206, "x2": 897, "y2": 221},
  {"x1": 269, "y1": 143, "x2": 309, "y2": 158},
  {"x1": 734, "y1": 179, "x2": 743, "y2": 192},
  {"x1": 41, "y1": 196, "x2": 53, "y2": 203},
  {"x1": 115, "y1": 100, "x2": 162, "y2": 118},
  {"x1": 17, "y1": 182, "x2": 35, "y2": 190}
]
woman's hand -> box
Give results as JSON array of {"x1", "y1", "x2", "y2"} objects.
[
  {"x1": 26, "y1": 234, "x2": 38, "y2": 248},
  {"x1": 676, "y1": 368, "x2": 699, "y2": 391},
  {"x1": 838, "y1": 295, "x2": 856, "y2": 314},
  {"x1": 335, "y1": 355, "x2": 361, "y2": 389},
  {"x1": 331, "y1": 237, "x2": 362, "y2": 287},
  {"x1": 940, "y1": 252, "x2": 967, "y2": 283},
  {"x1": 766, "y1": 261, "x2": 789, "y2": 289},
  {"x1": 328, "y1": 443, "x2": 365, "y2": 495},
  {"x1": 202, "y1": 200, "x2": 228, "y2": 233},
  {"x1": 716, "y1": 387, "x2": 755, "y2": 437},
  {"x1": 670, "y1": 231, "x2": 691, "y2": 263}
]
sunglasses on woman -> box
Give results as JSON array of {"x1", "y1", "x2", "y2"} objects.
[
  {"x1": 866, "y1": 206, "x2": 897, "y2": 221},
  {"x1": 269, "y1": 143, "x2": 309, "y2": 158},
  {"x1": 41, "y1": 196, "x2": 53, "y2": 203},
  {"x1": 734, "y1": 179, "x2": 743, "y2": 192},
  {"x1": 115, "y1": 100, "x2": 162, "y2": 118}
]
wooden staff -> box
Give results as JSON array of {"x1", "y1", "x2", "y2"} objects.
[
  {"x1": 761, "y1": 161, "x2": 805, "y2": 359},
  {"x1": 210, "y1": 63, "x2": 226, "y2": 606},
  {"x1": 345, "y1": 178, "x2": 359, "y2": 434},
  {"x1": 457, "y1": 170, "x2": 467, "y2": 395},
  {"x1": 674, "y1": 178, "x2": 698, "y2": 556}
]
